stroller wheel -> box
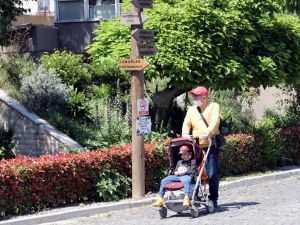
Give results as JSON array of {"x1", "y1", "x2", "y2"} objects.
[
  {"x1": 206, "y1": 200, "x2": 215, "y2": 213},
  {"x1": 159, "y1": 206, "x2": 167, "y2": 219},
  {"x1": 190, "y1": 207, "x2": 199, "y2": 218}
]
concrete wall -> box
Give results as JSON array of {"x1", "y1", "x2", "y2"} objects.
[
  {"x1": 0, "y1": 25, "x2": 59, "y2": 59},
  {"x1": 31, "y1": 25, "x2": 59, "y2": 57},
  {"x1": 55, "y1": 21, "x2": 99, "y2": 53},
  {"x1": 21, "y1": 0, "x2": 55, "y2": 15},
  {"x1": 14, "y1": 15, "x2": 55, "y2": 26},
  {"x1": 251, "y1": 86, "x2": 292, "y2": 121},
  {"x1": 0, "y1": 90, "x2": 83, "y2": 156}
]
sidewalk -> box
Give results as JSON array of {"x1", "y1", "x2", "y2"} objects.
[{"x1": 1, "y1": 165, "x2": 300, "y2": 225}]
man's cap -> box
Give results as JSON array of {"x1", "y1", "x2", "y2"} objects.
[
  {"x1": 179, "y1": 145, "x2": 191, "y2": 154},
  {"x1": 189, "y1": 86, "x2": 208, "y2": 96}
]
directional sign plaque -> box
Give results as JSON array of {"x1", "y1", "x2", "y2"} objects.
[
  {"x1": 131, "y1": 0, "x2": 153, "y2": 8},
  {"x1": 137, "y1": 44, "x2": 158, "y2": 57},
  {"x1": 132, "y1": 29, "x2": 155, "y2": 41},
  {"x1": 119, "y1": 58, "x2": 149, "y2": 71},
  {"x1": 121, "y1": 12, "x2": 148, "y2": 25}
]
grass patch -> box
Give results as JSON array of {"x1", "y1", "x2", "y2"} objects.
[{"x1": 221, "y1": 168, "x2": 280, "y2": 181}]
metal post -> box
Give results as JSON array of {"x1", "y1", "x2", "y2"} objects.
[{"x1": 131, "y1": 5, "x2": 145, "y2": 199}]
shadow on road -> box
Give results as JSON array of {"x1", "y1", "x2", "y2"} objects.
[
  {"x1": 166, "y1": 201, "x2": 260, "y2": 219},
  {"x1": 216, "y1": 201, "x2": 260, "y2": 211}
]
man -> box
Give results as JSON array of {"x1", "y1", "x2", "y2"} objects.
[
  {"x1": 152, "y1": 145, "x2": 196, "y2": 207},
  {"x1": 182, "y1": 86, "x2": 220, "y2": 207}
]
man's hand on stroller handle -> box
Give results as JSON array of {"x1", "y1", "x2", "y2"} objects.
[{"x1": 185, "y1": 135, "x2": 209, "y2": 140}]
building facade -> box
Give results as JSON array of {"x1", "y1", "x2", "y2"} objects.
[{"x1": 1, "y1": 0, "x2": 121, "y2": 58}]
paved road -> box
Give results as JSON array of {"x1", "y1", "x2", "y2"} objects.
[{"x1": 42, "y1": 176, "x2": 300, "y2": 225}]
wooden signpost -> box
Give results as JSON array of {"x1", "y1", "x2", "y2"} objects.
[
  {"x1": 119, "y1": 58, "x2": 149, "y2": 71},
  {"x1": 120, "y1": 12, "x2": 148, "y2": 25},
  {"x1": 132, "y1": 29, "x2": 155, "y2": 41},
  {"x1": 120, "y1": 0, "x2": 155, "y2": 199},
  {"x1": 131, "y1": 0, "x2": 153, "y2": 8},
  {"x1": 137, "y1": 43, "x2": 158, "y2": 57}
]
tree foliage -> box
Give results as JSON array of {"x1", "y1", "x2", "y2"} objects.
[
  {"x1": 0, "y1": 0, "x2": 26, "y2": 46},
  {"x1": 87, "y1": 0, "x2": 300, "y2": 91},
  {"x1": 283, "y1": 0, "x2": 300, "y2": 15}
]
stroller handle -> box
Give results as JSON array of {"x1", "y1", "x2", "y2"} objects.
[{"x1": 189, "y1": 136, "x2": 213, "y2": 148}]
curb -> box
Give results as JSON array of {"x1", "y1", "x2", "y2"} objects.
[
  {"x1": 219, "y1": 167, "x2": 300, "y2": 189},
  {"x1": 1, "y1": 168, "x2": 300, "y2": 225}
]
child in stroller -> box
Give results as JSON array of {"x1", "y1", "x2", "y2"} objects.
[
  {"x1": 152, "y1": 136, "x2": 214, "y2": 218},
  {"x1": 152, "y1": 144, "x2": 196, "y2": 207}
]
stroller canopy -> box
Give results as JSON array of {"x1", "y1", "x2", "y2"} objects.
[{"x1": 168, "y1": 137, "x2": 203, "y2": 173}]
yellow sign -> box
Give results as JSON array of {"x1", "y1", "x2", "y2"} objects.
[{"x1": 119, "y1": 58, "x2": 149, "y2": 71}]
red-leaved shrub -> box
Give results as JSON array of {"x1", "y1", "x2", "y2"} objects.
[
  {"x1": 0, "y1": 141, "x2": 169, "y2": 216},
  {"x1": 280, "y1": 125, "x2": 300, "y2": 164}
]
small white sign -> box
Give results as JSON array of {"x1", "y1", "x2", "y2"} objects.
[
  {"x1": 136, "y1": 116, "x2": 151, "y2": 136},
  {"x1": 137, "y1": 99, "x2": 149, "y2": 116}
]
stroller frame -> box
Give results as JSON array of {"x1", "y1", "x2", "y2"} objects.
[{"x1": 158, "y1": 137, "x2": 215, "y2": 218}]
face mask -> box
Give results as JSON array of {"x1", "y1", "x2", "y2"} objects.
[
  {"x1": 183, "y1": 154, "x2": 192, "y2": 161},
  {"x1": 193, "y1": 100, "x2": 202, "y2": 106}
]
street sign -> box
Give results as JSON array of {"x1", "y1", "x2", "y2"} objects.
[
  {"x1": 136, "y1": 116, "x2": 151, "y2": 136},
  {"x1": 137, "y1": 43, "x2": 158, "y2": 57},
  {"x1": 120, "y1": 12, "x2": 148, "y2": 25},
  {"x1": 132, "y1": 29, "x2": 155, "y2": 41},
  {"x1": 119, "y1": 58, "x2": 149, "y2": 71},
  {"x1": 131, "y1": 0, "x2": 153, "y2": 8},
  {"x1": 137, "y1": 99, "x2": 149, "y2": 116}
]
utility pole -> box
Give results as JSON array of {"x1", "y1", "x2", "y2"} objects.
[
  {"x1": 131, "y1": 4, "x2": 145, "y2": 199},
  {"x1": 120, "y1": 0, "x2": 156, "y2": 199}
]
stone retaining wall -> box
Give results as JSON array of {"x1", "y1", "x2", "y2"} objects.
[{"x1": 0, "y1": 90, "x2": 83, "y2": 156}]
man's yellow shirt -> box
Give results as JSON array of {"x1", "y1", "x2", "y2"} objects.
[{"x1": 182, "y1": 102, "x2": 220, "y2": 148}]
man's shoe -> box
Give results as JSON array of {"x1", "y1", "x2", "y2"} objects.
[
  {"x1": 152, "y1": 197, "x2": 165, "y2": 207},
  {"x1": 183, "y1": 196, "x2": 190, "y2": 206}
]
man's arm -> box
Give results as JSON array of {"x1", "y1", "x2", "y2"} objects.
[{"x1": 204, "y1": 103, "x2": 220, "y2": 138}]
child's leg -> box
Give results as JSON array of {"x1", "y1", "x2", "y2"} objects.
[
  {"x1": 179, "y1": 175, "x2": 192, "y2": 197},
  {"x1": 159, "y1": 175, "x2": 181, "y2": 198}
]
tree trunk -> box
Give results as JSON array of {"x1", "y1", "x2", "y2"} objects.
[{"x1": 151, "y1": 88, "x2": 185, "y2": 127}]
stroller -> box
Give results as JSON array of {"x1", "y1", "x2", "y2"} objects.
[{"x1": 157, "y1": 136, "x2": 215, "y2": 218}]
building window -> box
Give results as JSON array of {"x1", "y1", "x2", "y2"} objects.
[
  {"x1": 89, "y1": 0, "x2": 115, "y2": 20},
  {"x1": 38, "y1": 0, "x2": 50, "y2": 13},
  {"x1": 58, "y1": 0, "x2": 85, "y2": 21},
  {"x1": 56, "y1": 0, "x2": 120, "y2": 22}
]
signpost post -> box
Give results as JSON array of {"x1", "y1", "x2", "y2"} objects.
[{"x1": 120, "y1": 0, "x2": 155, "y2": 199}]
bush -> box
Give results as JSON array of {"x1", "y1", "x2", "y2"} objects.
[
  {"x1": 95, "y1": 166, "x2": 131, "y2": 201},
  {"x1": 68, "y1": 88, "x2": 92, "y2": 122},
  {"x1": 40, "y1": 51, "x2": 91, "y2": 91},
  {"x1": 0, "y1": 140, "x2": 168, "y2": 216},
  {"x1": 278, "y1": 85, "x2": 300, "y2": 126},
  {"x1": 280, "y1": 125, "x2": 300, "y2": 165},
  {"x1": 255, "y1": 117, "x2": 285, "y2": 168},
  {"x1": 0, "y1": 53, "x2": 35, "y2": 98},
  {"x1": 220, "y1": 134, "x2": 263, "y2": 177},
  {"x1": 44, "y1": 112, "x2": 94, "y2": 147},
  {"x1": 0, "y1": 124, "x2": 15, "y2": 159},
  {"x1": 20, "y1": 65, "x2": 70, "y2": 113},
  {"x1": 210, "y1": 90, "x2": 255, "y2": 134},
  {"x1": 86, "y1": 97, "x2": 131, "y2": 149}
]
